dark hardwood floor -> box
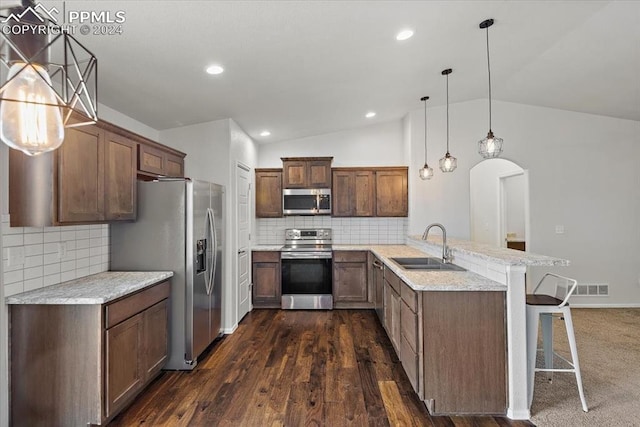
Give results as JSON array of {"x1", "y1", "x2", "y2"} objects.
[{"x1": 109, "y1": 309, "x2": 534, "y2": 426}]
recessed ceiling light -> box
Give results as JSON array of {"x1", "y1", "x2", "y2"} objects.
[
  {"x1": 205, "y1": 64, "x2": 224, "y2": 75},
  {"x1": 396, "y1": 29, "x2": 414, "y2": 41},
  {"x1": 260, "y1": 130, "x2": 271, "y2": 137},
  {"x1": 365, "y1": 112, "x2": 376, "y2": 118}
]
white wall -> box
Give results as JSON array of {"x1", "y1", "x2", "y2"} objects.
[
  {"x1": 469, "y1": 159, "x2": 524, "y2": 246},
  {"x1": 408, "y1": 98, "x2": 640, "y2": 306},
  {"x1": 505, "y1": 174, "x2": 526, "y2": 241},
  {"x1": 258, "y1": 120, "x2": 404, "y2": 167},
  {"x1": 99, "y1": 104, "x2": 160, "y2": 141},
  {"x1": 160, "y1": 119, "x2": 258, "y2": 332}
]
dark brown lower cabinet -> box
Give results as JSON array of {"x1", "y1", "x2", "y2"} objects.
[
  {"x1": 252, "y1": 251, "x2": 281, "y2": 308},
  {"x1": 423, "y1": 291, "x2": 506, "y2": 415},
  {"x1": 10, "y1": 280, "x2": 170, "y2": 426},
  {"x1": 332, "y1": 251, "x2": 371, "y2": 308}
]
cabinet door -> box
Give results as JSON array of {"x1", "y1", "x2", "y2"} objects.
[
  {"x1": 332, "y1": 170, "x2": 354, "y2": 216},
  {"x1": 376, "y1": 169, "x2": 408, "y2": 217},
  {"x1": 138, "y1": 143, "x2": 165, "y2": 176},
  {"x1": 252, "y1": 252, "x2": 281, "y2": 307},
  {"x1": 391, "y1": 288, "x2": 402, "y2": 353},
  {"x1": 105, "y1": 312, "x2": 144, "y2": 418},
  {"x1": 104, "y1": 132, "x2": 137, "y2": 221},
  {"x1": 333, "y1": 259, "x2": 367, "y2": 302},
  {"x1": 165, "y1": 153, "x2": 184, "y2": 177},
  {"x1": 255, "y1": 170, "x2": 283, "y2": 217},
  {"x1": 383, "y1": 282, "x2": 392, "y2": 335},
  {"x1": 308, "y1": 160, "x2": 331, "y2": 188},
  {"x1": 143, "y1": 299, "x2": 168, "y2": 379},
  {"x1": 58, "y1": 126, "x2": 105, "y2": 223},
  {"x1": 282, "y1": 160, "x2": 307, "y2": 188},
  {"x1": 354, "y1": 170, "x2": 375, "y2": 216}
]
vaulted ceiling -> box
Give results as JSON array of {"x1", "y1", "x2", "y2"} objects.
[{"x1": 28, "y1": 1, "x2": 640, "y2": 142}]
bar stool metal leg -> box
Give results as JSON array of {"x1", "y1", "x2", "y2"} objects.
[
  {"x1": 541, "y1": 313, "x2": 554, "y2": 381},
  {"x1": 563, "y1": 308, "x2": 589, "y2": 412}
]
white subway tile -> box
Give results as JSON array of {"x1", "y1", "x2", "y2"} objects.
[
  {"x1": 64, "y1": 240, "x2": 77, "y2": 250},
  {"x1": 44, "y1": 231, "x2": 61, "y2": 243},
  {"x1": 76, "y1": 267, "x2": 90, "y2": 278},
  {"x1": 1, "y1": 214, "x2": 10, "y2": 223},
  {"x1": 60, "y1": 270, "x2": 76, "y2": 282},
  {"x1": 61, "y1": 260, "x2": 75, "y2": 272},
  {"x1": 24, "y1": 266, "x2": 44, "y2": 280},
  {"x1": 24, "y1": 233, "x2": 44, "y2": 245},
  {"x1": 89, "y1": 255, "x2": 102, "y2": 266},
  {"x1": 44, "y1": 263, "x2": 61, "y2": 275},
  {"x1": 4, "y1": 269, "x2": 24, "y2": 285},
  {"x1": 43, "y1": 274, "x2": 61, "y2": 287},
  {"x1": 2, "y1": 223, "x2": 23, "y2": 235},
  {"x1": 76, "y1": 239, "x2": 91, "y2": 249},
  {"x1": 76, "y1": 248, "x2": 91, "y2": 260},
  {"x1": 43, "y1": 252, "x2": 60, "y2": 265},
  {"x1": 24, "y1": 244, "x2": 44, "y2": 257},
  {"x1": 43, "y1": 243, "x2": 58, "y2": 254},
  {"x1": 3, "y1": 260, "x2": 22, "y2": 273},
  {"x1": 89, "y1": 264, "x2": 103, "y2": 274},
  {"x1": 76, "y1": 257, "x2": 90, "y2": 268},
  {"x1": 90, "y1": 228, "x2": 102, "y2": 238},
  {"x1": 76, "y1": 229, "x2": 91, "y2": 239},
  {"x1": 60, "y1": 230, "x2": 76, "y2": 241},
  {"x1": 61, "y1": 249, "x2": 76, "y2": 261},
  {"x1": 44, "y1": 226, "x2": 59, "y2": 233},
  {"x1": 2, "y1": 248, "x2": 7, "y2": 260},
  {"x1": 90, "y1": 238, "x2": 102, "y2": 248},
  {"x1": 4, "y1": 282, "x2": 24, "y2": 296},
  {"x1": 89, "y1": 246, "x2": 102, "y2": 257},
  {"x1": 24, "y1": 277, "x2": 43, "y2": 292},
  {"x1": 3, "y1": 234, "x2": 24, "y2": 247}
]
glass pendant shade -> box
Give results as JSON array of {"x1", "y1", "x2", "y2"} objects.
[
  {"x1": 419, "y1": 164, "x2": 434, "y2": 180},
  {"x1": 478, "y1": 130, "x2": 504, "y2": 158},
  {"x1": 439, "y1": 152, "x2": 457, "y2": 172},
  {"x1": 0, "y1": 4, "x2": 98, "y2": 155},
  {"x1": 478, "y1": 19, "x2": 503, "y2": 159},
  {"x1": 0, "y1": 63, "x2": 64, "y2": 156}
]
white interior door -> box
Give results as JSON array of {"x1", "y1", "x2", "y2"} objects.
[
  {"x1": 236, "y1": 163, "x2": 251, "y2": 320},
  {"x1": 499, "y1": 172, "x2": 527, "y2": 248}
]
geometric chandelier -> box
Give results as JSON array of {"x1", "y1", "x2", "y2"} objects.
[
  {"x1": 0, "y1": 0, "x2": 97, "y2": 156},
  {"x1": 477, "y1": 18, "x2": 503, "y2": 159}
]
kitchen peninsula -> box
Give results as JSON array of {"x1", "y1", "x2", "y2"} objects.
[{"x1": 252, "y1": 236, "x2": 567, "y2": 419}]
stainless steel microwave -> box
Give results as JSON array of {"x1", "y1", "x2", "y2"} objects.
[{"x1": 282, "y1": 188, "x2": 331, "y2": 215}]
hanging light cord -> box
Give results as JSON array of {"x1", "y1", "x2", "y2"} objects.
[
  {"x1": 485, "y1": 25, "x2": 492, "y2": 131},
  {"x1": 446, "y1": 73, "x2": 450, "y2": 153},
  {"x1": 423, "y1": 99, "x2": 428, "y2": 163}
]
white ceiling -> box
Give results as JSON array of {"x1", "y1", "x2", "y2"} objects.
[{"x1": 34, "y1": 1, "x2": 640, "y2": 143}]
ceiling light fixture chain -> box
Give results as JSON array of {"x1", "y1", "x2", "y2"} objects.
[
  {"x1": 478, "y1": 18, "x2": 503, "y2": 159},
  {"x1": 419, "y1": 96, "x2": 433, "y2": 180},
  {"x1": 439, "y1": 68, "x2": 457, "y2": 173}
]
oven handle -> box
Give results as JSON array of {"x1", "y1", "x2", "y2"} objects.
[{"x1": 281, "y1": 252, "x2": 332, "y2": 260}]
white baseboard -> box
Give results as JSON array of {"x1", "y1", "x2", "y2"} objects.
[
  {"x1": 223, "y1": 323, "x2": 238, "y2": 334},
  {"x1": 570, "y1": 303, "x2": 640, "y2": 308}
]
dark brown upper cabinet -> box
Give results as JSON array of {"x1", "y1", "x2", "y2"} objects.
[
  {"x1": 255, "y1": 168, "x2": 283, "y2": 218},
  {"x1": 332, "y1": 167, "x2": 407, "y2": 217},
  {"x1": 281, "y1": 157, "x2": 332, "y2": 188}
]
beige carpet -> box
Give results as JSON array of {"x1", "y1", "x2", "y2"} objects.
[{"x1": 530, "y1": 308, "x2": 640, "y2": 427}]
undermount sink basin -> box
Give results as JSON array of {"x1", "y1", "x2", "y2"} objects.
[{"x1": 390, "y1": 257, "x2": 466, "y2": 272}]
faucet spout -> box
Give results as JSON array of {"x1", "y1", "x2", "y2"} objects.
[{"x1": 422, "y1": 223, "x2": 451, "y2": 263}]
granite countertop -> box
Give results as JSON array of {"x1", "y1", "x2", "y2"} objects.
[
  {"x1": 251, "y1": 244, "x2": 283, "y2": 251},
  {"x1": 407, "y1": 235, "x2": 569, "y2": 266},
  {"x1": 5, "y1": 271, "x2": 174, "y2": 305}
]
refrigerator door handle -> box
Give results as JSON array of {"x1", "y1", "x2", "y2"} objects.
[{"x1": 207, "y1": 207, "x2": 217, "y2": 296}]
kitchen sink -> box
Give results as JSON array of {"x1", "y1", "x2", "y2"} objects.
[{"x1": 390, "y1": 257, "x2": 466, "y2": 272}]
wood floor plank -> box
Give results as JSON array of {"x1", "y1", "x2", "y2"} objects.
[
  {"x1": 108, "y1": 309, "x2": 533, "y2": 427},
  {"x1": 379, "y1": 380, "x2": 418, "y2": 427}
]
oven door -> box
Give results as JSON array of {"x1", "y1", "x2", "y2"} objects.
[{"x1": 281, "y1": 252, "x2": 333, "y2": 309}]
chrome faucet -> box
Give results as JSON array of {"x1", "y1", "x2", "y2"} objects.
[{"x1": 422, "y1": 223, "x2": 452, "y2": 263}]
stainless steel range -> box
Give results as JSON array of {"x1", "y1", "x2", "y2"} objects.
[{"x1": 281, "y1": 228, "x2": 333, "y2": 309}]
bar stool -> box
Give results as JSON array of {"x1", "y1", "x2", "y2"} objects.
[{"x1": 526, "y1": 273, "x2": 588, "y2": 412}]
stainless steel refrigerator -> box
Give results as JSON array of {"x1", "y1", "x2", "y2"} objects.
[{"x1": 110, "y1": 178, "x2": 224, "y2": 370}]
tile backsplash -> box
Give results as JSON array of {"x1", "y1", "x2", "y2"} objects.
[
  {"x1": 256, "y1": 217, "x2": 408, "y2": 245},
  {"x1": 2, "y1": 214, "x2": 109, "y2": 297}
]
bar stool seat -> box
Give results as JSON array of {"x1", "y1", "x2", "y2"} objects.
[{"x1": 526, "y1": 273, "x2": 588, "y2": 412}]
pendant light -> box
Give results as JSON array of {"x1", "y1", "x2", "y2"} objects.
[
  {"x1": 439, "y1": 68, "x2": 457, "y2": 173},
  {"x1": 419, "y1": 96, "x2": 434, "y2": 180},
  {"x1": 477, "y1": 18, "x2": 503, "y2": 159},
  {"x1": 0, "y1": 1, "x2": 98, "y2": 156}
]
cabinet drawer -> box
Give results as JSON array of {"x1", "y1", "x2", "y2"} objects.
[
  {"x1": 384, "y1": 268, "x2": 401, "y2": 294},
  {"x1": 333, "y1": 250, "x2": 367, "y2": 263},
  {"x1": 401, "y1": 300, "x2": 418, "y2": 352},
  {"x1": 401, "y1": 335, "x2": 419, "y2": 393},
  {"x1": 105, "y1": 281, "x2": 170, "y2": 328},
  {"x1": 401, "y1": 281, "x2": 417, "y2": 313},
  {"x1": 252, "y1": 251, "x2": 280, "y2": 263}
]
